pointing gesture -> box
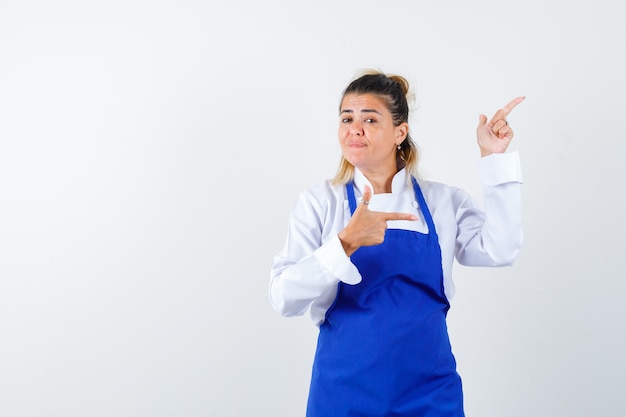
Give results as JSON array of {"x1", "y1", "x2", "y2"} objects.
[
  {"x1": 338, "y1": 185, "x2": 418, "y2": 256},
  {"x1": 477, "y1": 96, "x2": 525, "y2": 157}
]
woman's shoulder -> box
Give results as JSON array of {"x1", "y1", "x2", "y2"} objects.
[
  {"x1": 294, "y1": 179, "x2": 345, "y2": 209},
  {"x1": 416, "y1": 177, "x2": 462, "y2": 195},
  {"x1": 415, "y1": 178, "x2": 471, "y2": 207}
]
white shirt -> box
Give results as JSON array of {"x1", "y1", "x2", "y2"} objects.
[{"x1": 269, "y1": 151, "x2": 523, "y2": 326}]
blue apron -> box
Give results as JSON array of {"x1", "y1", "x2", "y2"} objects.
[{"x1": 306, "y1": 177, "x2": 464, "y2": 417}]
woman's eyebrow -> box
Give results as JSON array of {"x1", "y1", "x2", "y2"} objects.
[{"x1": 340, "y1": 109, "x2": 382, "y2": 115}]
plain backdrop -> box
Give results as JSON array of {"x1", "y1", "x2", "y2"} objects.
[{"x1": 1, "y1": 0, "x2": 624, "y2": 416}]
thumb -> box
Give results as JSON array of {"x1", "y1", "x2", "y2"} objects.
[
  {"x1": 361, "y1": 185, "x2": 372, "y2": 206},
  {"x1": 477, "y1": 114, "x2": 488, "y2": 128}
]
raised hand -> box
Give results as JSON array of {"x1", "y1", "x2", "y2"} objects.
[
  {"x1": 338, "y1": 185, "x2": 418, "y2": 256},
  {"x1": 477, "y1": 96, "x2": 525, "y2": 157}
]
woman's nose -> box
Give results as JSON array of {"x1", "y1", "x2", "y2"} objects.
[{"x1": 350, "y1": 122, "x2": 363, "y2": 136}]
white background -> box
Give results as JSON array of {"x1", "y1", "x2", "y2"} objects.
[{"x1": 1, "y1": 1, "x2": 624, "y2": 416}]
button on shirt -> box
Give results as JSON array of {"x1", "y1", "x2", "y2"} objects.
[{"x1": 270, "y1": 151, "x2": 523, "y2": 326}]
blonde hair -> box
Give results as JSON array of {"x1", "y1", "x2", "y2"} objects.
[{"x1": 332, "y1": 70, "x2": 419, "y2": 185}]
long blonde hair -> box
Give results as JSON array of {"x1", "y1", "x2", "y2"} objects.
[{"x1": 332, "y1": 70, "x2": 419, "y2": 185}]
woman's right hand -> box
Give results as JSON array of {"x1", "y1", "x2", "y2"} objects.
[{"x1": 338, "y1": 185, "x2": 418, "y2": 257}]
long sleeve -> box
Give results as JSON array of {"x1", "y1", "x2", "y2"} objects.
[
  {"x1": 269, "y1": 184, "x2": 362, "y2": 323},
  {"x1": 454, "y1": 151, "x2": 523, "y2": 266}
]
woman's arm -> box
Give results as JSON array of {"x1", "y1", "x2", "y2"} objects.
[
  {"x1": 454, "y1": 152, "x2": 523, "y2": 266},
  {"x1": 269, "y1": 188, "x2": 361, "y2": 321}
]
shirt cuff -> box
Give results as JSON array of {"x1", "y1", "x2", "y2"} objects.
[
  {"x1": 313, "y1": 235, "x2": 362, "y2": 285},
  {"x1": 477, "y1": 151, "x2": 523, "y2": 186}
]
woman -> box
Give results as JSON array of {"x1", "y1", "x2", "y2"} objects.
[{"x1": 269, "y1": 70, "x2": 524, "y2": 417}]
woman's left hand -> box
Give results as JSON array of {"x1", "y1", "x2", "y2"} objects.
[{"x1": 477, "y1": 96, "x2": 525, "y2": 157}]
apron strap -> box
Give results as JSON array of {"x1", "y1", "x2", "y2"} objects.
[
  {"x1": 411, "y1": 177, "x2": 437, "y2": 238},
  {"x1": 346, "y1": 182, "x2": 358, "y2": 215}
]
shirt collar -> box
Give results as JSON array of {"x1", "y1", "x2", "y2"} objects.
[{"x1": 353, "y1": 167, "x2": 408, "y2": 195}]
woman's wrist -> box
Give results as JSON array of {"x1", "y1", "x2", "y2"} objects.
[{"x1": 338, "y1": 231, "x2": 358, "y2": 257}]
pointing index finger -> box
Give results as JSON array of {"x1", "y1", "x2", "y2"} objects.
[
  {"x1": 488, "y1": 96, "x2": 525, "y2": 126},
  {"x1": 501, "y1": 96, "x2": 525, "y2": 116},
  {"x1": 382, "y1": 212, "x2": 418, "y2": 221}
]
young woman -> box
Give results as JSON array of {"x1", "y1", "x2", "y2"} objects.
[{"x1": 270, "y1": 70, "x2": 524, "y2": 416}]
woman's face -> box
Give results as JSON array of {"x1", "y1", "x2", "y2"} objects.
[{"x1": 338, "y1": 93, "x2": 408, "y2": 176}]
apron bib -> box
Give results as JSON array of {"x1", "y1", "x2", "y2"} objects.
[{"x1": 306, "y1": 177, "x2": 464, "y2": 417}]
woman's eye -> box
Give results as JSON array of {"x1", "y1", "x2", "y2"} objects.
[
  {"x1": 364, "y1": 118, "x2": 376, "y2": 123},
  {"x1": 341, "y1": 118, "x2": 351, "y2": 123}
]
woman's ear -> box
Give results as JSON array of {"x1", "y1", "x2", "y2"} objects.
[{"x1": 395, "y1": 122, "x2": 409, "y2": 144}]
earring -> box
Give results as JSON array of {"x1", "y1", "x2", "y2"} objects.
[{"x1": 397, "y1": 144, "x2": 405, "y2": 161}]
